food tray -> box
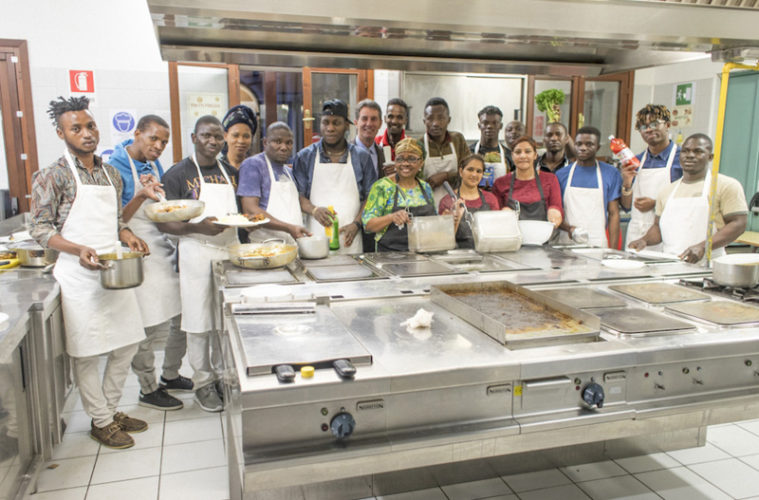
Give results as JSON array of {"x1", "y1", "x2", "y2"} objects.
[
  {"x1": 594, "y1": 307, "x2": 694, "y2": 335},
  {"x1": 144, "y1": 199, "x2": 204, "y2": 222},
  {"x1": 609, "y1": 283, "x2": 711, "y2": 304},
  {"x1": 430, "y1": 281, "x2": 600, "y2": 347},
  {"x1": 666, "y1": 300, "x2": 759, "y2": 325},
  {"x1": 538, "y1": 287, "x2": 627, "y2": 309}
]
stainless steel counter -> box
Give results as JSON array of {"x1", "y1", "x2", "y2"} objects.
[{"x1": 217, "y1": 248, "x2": 759, "y2": 500}]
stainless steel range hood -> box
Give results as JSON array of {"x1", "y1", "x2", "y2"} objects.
[{"x1": 147, "y1": 0, "x2": 759, "y2": 75}]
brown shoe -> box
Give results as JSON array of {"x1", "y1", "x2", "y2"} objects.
[
  {"x1": 90, "y1": 421, "x2": 134, "y2": 449},
  {"x1": 113, "y1": 412, "x2": 148, "y2": 433}
]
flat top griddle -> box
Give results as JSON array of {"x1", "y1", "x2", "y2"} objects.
[
  {"x1": 430, "y1": 253, "x2": 528, "y2": 273},
  {"x1": 361, "y1": 252, "x2": 428, "y2": 265},
  {"x1": 381, "y1": 260, "x2": 457, "y2": 277},
  {"x1": 306, "y1": 263, "x2": 382, "y2": 282},
  {"x1": 666, "y1": 300, "x2": 759, "y2": 325},
  {"x1": 301, "y1": 255, "x2": 358, "y2": 267},
  {"x1": 594, "y1": 307, "x2": 694, "y2": 334},
  {"x1": 539, "y1": 287, "x2": 627, "y2": 309},
  {"x1": 609, "y1": 283, "x2": 711, "y2": 304},
  {"x1": 225, "y1": 267, "x2": 298, "y2": 287}
]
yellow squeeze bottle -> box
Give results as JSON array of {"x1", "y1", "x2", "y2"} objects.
[{"x1": 325, "y1": 205, "x2": 335, "y2": 238}]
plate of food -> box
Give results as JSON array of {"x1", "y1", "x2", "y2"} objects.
[
  {"x1": 214, "y1": 213, "x2": 269, "y2": 227},
  {"x1": 144, "y1": 199, "x2": 205, "y2": 222}
]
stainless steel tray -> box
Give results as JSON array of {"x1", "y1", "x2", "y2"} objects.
[
  {"x1": 301, "y1": 255, "x2": 358, "y2": 267},
  {"x1": 306, "y1": 263, "x2": 381, "y2": 282},
  {"x1": 609, "y1": 283, "x2": 711, "y2": 304},
  {"x1": 381, "y1": 260, "x2": 459, "y2": 277},
  {"x1": 594, "y1": 307, "x2": 695, "y2": 335},
  {"x1": 430, "y1": 281, "x2": 600, "y2": 347},
  {"x1": 430, "y1": 253, "x2": 528, "y2": 273},
  {"x1": 361, "y1": 252, "x2": 429, "y2": 265},
  {"x1": 538, "y1": 287, "x2": 627, "y2": 309},
  {"x1": 666, "y1": 300, "x2": 759, "y2": 325},
  {"x1": 225, "y1": 268, "x2": 298, "y2": 287}
]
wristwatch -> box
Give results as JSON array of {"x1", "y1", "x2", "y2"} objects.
[
  {"x1": 621, "y1": 185, "x2": 632, "y2": 196},
  {"x1": 353, "y1": 221, "x2": 362, "y2": 230}
]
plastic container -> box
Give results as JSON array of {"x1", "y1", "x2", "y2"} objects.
[
  {"x1": 609, "y1": 135, "x2": 640, "y2": 168},
  {"x1": 472, "y1": 211, "x2": 522, "y2": 252},
  {"x1": 407, "y1": 215, "x2": 456, "y2": 253},
  {"x1": 518, "y1": 220, "x2": 556, "y2": 246}
]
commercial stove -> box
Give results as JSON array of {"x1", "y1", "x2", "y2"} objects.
[{"x1": 215, "y1": 249, "x2": 759, "y2": 500}]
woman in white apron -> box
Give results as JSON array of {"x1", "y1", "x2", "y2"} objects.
[
  {"x1": 306, "y1": 152, "x2": 362, "y2": 254},
  {"x1": 423, "y1": 133, "x2": 458, "y2": 207},
  {"x1": 472, "y1": 140, "x2": 507, "y2": 189},
  {"x1": 53, "y1": 150, "x2": 146, "y2": 437},
  {"x1": 558, "y1": 161, "x2": 609, "y2": 248},
  {"x1": 624, "y1": 145, "x2": 677, "y2": 250}
]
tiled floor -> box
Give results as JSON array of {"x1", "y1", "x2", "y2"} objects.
[{"x1": 27, "y1": 352, "x2": 759, "y2": 500}]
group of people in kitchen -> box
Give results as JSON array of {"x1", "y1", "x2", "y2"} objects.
[{"x1": 28, "y1": 94, "x2": 746, "y2": 449}]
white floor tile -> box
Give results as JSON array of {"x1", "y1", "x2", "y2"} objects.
[
  {"x1": 163, "y1": 415, "x2": 223, "y2": 445},
  {"x1": 28, "y1": 486, "x2": 87, "y2": 499},
  {"x1": 99, "y1": 422, "x2": 164, "y2": 455},
  {"x1": 740, "y1": 453, "x2": 759, "y2": 471},
  {"x1": 161, "y1": 438, "x2": 226, "y2": 475},
  {"x1": 164, "y1": 397, "x2": 214, "y2": 422},
  {"x1": 517, "y1": 483, "x2": 591, "y2": 500},
  {"x1": 441, "y1": 477, "x2": 511, "y2": 500},
  {"x1": 688, "y1": 457, "x2": 759, "y2": 498},
  {"x1": 36, "y1": 455, "x2": 96, "y2": 492},
  {"x1": 376, "y1": 487, "x2": 447, "y2": 500},
  {"x1": 61, "y1": 410, "x2": 92, "y2": 434},
  {"x1": 666, "y1": 442, "x2": 731, "y2": 465},
  {"x1": 51, "y1": 431, "x2": 100, "y2": 460},
  {"x1": 159, "y1": 465, "x2": 229, "y2": 500},
  {"x1": 501, "y1": 468, "x2": 571, "y2": 493},
  {"x1": 635, "y1": 466, "x2": 732, "y2": 500},
  {"x1": 86, "y1": 476, "x2": 159, "y2": 500},
  {"x1": 90, "y1": 446, "x2": 161, "y2": 484},
  {"x1": 113, "y1": 403, "x2": 168, "y2": 424},
  {"x1": 577, "y1": 475, "x2": 659, "y2": 500},
  {"x1": 560, "y1": 460, "x2": 628, "y2": 482},
  {"x1": 736, "y1": 419, "x2": 759, "y2": 437},
  {"x1": 707, "y1": 424, "x2": 759, "y2": 457},
  {"x1": 479, "y1": 495, "x2": 517, "y2": 500},
  {"x1": 614, "y1": 452, "x2": 681, "y2": 474}
]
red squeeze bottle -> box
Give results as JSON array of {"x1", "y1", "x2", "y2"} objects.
[{"x1": 609, "y1": 135, "x2": 641, "y2": 168}]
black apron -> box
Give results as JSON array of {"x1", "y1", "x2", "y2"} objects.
[
  {"x1": 455, "y1": 188, "x2": 490, "y2": 249},
  {"x1": 506, "y1": 171, "x2": 547, "y2": 221},
  {"x1": 377, "y1": 180, "x2": 435, "y2": 252}
]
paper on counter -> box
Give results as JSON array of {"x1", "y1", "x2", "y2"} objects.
[{"x1": 401, "y1": 308, "x2": 434, "y2": 329}]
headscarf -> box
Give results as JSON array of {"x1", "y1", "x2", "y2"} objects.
[
  {"x1": 394, "y1": 137, "x2": 425, "y2": 160},
  {"x1": 222, "y1": 105, "x2": 258, "y2": 135}
]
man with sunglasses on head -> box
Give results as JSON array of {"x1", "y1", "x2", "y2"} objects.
[{"x1": 621, "y1": 104, "x2": 683, "y2": 250}]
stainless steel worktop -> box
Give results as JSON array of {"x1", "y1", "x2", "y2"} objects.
[{"x1": 0, "y1": 269, "x2": 59, "y2": 358}]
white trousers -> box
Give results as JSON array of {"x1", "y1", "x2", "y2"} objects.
[
  {"x1": 131, "y1": 314, "x2": 187, "y2": 393},
  {"x1": 73, "y1": 343, "x2": 139, "y2": 428},
  {"x1": 187, "y1": 330, "x2": 221, "y2": 390}
]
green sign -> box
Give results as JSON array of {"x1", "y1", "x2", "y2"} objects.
[{"x1": 676, "y1": 83, "x2": 693, "y2": 106}]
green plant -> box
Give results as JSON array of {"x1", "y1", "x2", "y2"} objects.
[{"x1": 535, "y1": 89, "x2": 565, "y2": 123}]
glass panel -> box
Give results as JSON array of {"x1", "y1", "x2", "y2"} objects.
[
  {"x1": 177, "y1": 66, "x2": 230, "y2": 158},
  {"x1": 583, "y1": 80, "x2": 620, "y2": 158},
  {"x1": 0, "y1": 345, "x2": 33, "y2": 498},
  {"x1": 310, "y1": 73, "x2": 358, "y2": 143},
  {"x1": 532, "y1": 80, "x2": 571, "y2": 143},
  {"x1": 0, "y1": 97, "x2": 7, "y2": 192}
]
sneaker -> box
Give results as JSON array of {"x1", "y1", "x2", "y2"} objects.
[
  {"x1": 113, "y1": 412, "x2": 148, "y2": 433},
  {"x1": 139, "y1": 388, "x2": 183, "y2": 411},
  {"x1": 160, "y1": 375, "x2": 194, "y2": 392},
  {"x1": 90, "y1": 420, "x2": 134, "y2": 449},
  {"x1": 214, "y1": 380, "x2": 225, "y2": 403},
  {"x1": 194, "y1": 384, "x2": 223, "y2": 412}
]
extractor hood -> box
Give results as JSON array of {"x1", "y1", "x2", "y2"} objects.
[{"x1": 147, "y1": 0, "x2": 759, "y2": 76}]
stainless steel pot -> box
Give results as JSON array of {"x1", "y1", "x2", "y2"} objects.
[
  {"x1": 712, "y1": 254, "x2": 759, "y2": 288},
  {"x1": 228, "y1": 240, "x2": 298, "y2": 269},
  {"x1": 10, "y1": 243, "x2": 58, "y2": 267},
  {"x1": 98, "y1": 252, "x2": 144, "y2": 289},
  {"x1": 297, "y1": 235, "x2": 329, "y2": 259}
]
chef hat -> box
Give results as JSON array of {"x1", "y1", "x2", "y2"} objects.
[
  {"x1": 321, "y1": 99, "x2": 349, "y2": 121},
  {"x1": 222, "y1": 105, "x2": 258, "y2": 135},
  {"x1": 394, "y1": 137, "x2": 425, "y2": 160}
]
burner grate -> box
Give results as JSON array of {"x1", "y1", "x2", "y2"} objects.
[{"x1": 678, "y1": 278, "x2": 759, "y2": 302}]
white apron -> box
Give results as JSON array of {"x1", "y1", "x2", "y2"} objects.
[
  {"x1": 625, "y1": 145, "x2": 677, "y2": 250},
  {"x1": 474, "y1": 140, "x2": 507, "y2": 187},
  {"x1": 254, "y1": 154, "x2": 303, "y2": 241},
  {"x1": 659, "y1": 173, "x2": 724, "y2": 261},
  {"x1": 127, "y1": 154, "x2": 181, "y2": 328},
  {"x1": 559, "y1": 161, "x2": 608, "y2": 248},
  {"x1": 423, "y1": 134, "x2": 458, "y2": 206},
  {"x1": 306, "y1": 150, "x2": 362, "y2": 254},
  {"x1": 53, "y1": 150, "x2": 144, "y2": 358},
  {"x1": 179, "y1": 154, "x2": 238, "y2": 333}
]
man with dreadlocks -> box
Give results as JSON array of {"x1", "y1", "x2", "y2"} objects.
[
  {"x1": 30, "y1": 96, "x2": 151, "y2": 449},
  {"x1": 621, "y1": 104, "x2": 683, "y2": 250}
]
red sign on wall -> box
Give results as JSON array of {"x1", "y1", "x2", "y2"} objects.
[{"x1": 69, "y1": 70, "x2": 94, "y2": 93}]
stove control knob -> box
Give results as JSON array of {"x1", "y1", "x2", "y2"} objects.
[
  {"x1": 582, "y1": 382, "x2": 605, "y2": 409},
  {"x1": 330, "y1": 412, "x2": 355, "y2": 440}
]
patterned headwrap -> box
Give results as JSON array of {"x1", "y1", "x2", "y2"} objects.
[
  {"x1": 222, "y1": 105, "x2": 258, "y2": 135},
  {"x1": 394, "y1": 137, "x2": 425, "y2": 160}
]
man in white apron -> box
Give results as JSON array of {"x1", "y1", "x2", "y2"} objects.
[
  {"x1": 621, "y1": 105, "x2": 683, "y2": 250},
  {"x1": 628, "y1": 134, "x2": 747, "y2": 263},
  {"x1": 557, "y1": 126, "x2": 622, "y2": 248},
  {"x1": 422, "y1": 97, "x2": 470, "y2": 206},
  {"x1": 157, "y1": 115, "x2": 239, "y2": 412},
  {"x1": 109, "y1": 115, "x2": 191, "y2": 412},
  {"x1": 471, "y1": 105, "x2": 507, "y2": 189},
  {"x1": 30, "y1": 96, "x2": 148, "y2": 449},
  {"x1": 293, "y1": 99, "x2": 376, "y2": 254},
  {"x1": 238, "y1": 122, "x2": 309, "y2": 240}
]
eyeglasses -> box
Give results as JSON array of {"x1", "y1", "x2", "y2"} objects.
[
  {"x1": 395, "y1": 156, "x2": 421, "y2": 164},
  {"x1": 638, "y1": 120, "x2": 665, "y2": 132}
]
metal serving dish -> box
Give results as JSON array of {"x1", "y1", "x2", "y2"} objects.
[
  {"x1": 98, "y1": 251, "x2": 144, "y2": 289},
  {"x1": 228, "y1": 241, "x2": 297, "y2": 269},
  {"x1": 430, "y1": 281, "x2": 600, "y2": 348},
  {"x1": 144, "y1": 199, "x2": 205, "y2": 222},
  {"x1": 10, "y1": 241, "x2": 58, "y2": 267}
]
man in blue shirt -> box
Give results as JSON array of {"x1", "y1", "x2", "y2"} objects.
[
  {"x1": 621, "y1": 104, "x2": 683, "y2": 248},
  {"x1": 557, "y1": 126, "x2": 622, "y2": 248},
  {"x1": 293, "y1": 99, "x2": 376, "y2": 254},
  {"x1": 109, "y1": 115, "x2": 192, "y2": 412}
]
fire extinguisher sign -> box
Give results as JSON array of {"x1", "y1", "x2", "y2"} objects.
[{"x1": 69, "y1": 70, "x2": 95, "y2": 93}]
